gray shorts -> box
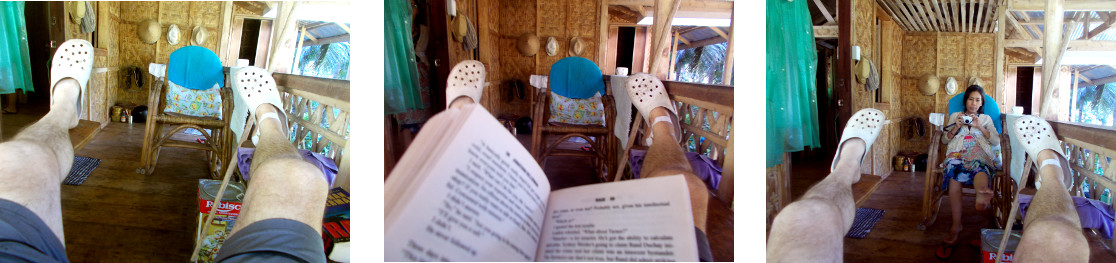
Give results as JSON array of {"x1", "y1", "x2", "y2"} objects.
[
  {"x1": 0, "y1": 199, "x2": 69, "y2": 263},
  {"x1": 215, "y1": 218, "x2": 326, "y2": 263}
]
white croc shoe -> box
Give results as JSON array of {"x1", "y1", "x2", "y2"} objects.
[
  {"x1": 231, "y1": 66, "x2": 286, "y2": 145},
  {"x1": 49, "y1": 39, "x2": 95, "y2": 119},
  {"x1": 830, "y1": 108, "x2": 888, "y2": 172},
  {"x1": 445, "y1": 60, "x2": 486, "y2": 108},
  {"x1": 626, "y1": 73, "x2": 681, "y2": 145},
  {"x1": 1012, "y1": 116, "x2": 1071, "y2": 190}
]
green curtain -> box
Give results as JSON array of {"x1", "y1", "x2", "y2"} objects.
[
  {"x1": 0, "y1": 1, "x2": 33, "y2": 94},
  {"x1": 766, "y1": 0, "x2": 820, "y2": 167},
  {"x1": 385, "y1": 0, "x2": 422, "y2": 115}
]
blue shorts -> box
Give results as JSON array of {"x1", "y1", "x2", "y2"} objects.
[
  {"x1": 0, "y1": 198, "x2": 324, "y2": 263},
  {"x1": 215, "y1": 218, "x2": 326, "y2": 262},
  {"x1": 0, "y1": 199, "x2": 69, "y2": 263}
]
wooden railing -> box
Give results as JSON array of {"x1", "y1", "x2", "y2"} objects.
[
  {"x1": 615, "y1": 80, "x2": 734, "y2": 204},
  {"x1": 272, "y1": 73, "x2": 351, "y2": 190},
  {"x1": 1050, "y1": 120, "x2": 1116, "y2": 247}
]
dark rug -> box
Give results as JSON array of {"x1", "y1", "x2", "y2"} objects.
[
  {"x1": 845, "y1": 208, "x2": 885, "y2": 239},
  {"x1": 63, "y1": 156, "x2": 101, "y2": 186}
]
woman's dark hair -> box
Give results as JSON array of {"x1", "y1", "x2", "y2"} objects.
[{"x1": 964, "y1": 84, "x2": 985, "y2": 113}]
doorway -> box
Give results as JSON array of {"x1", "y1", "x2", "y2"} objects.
[
  {"x1": 228, "y1": 17, "x2": 273, "y2": 67},
  {"x1": 1016, "y1": 67, "x2": 1035, "y2": 115}
]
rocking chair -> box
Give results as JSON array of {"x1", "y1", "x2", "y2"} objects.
[
  {"x1": 137, "y1": 46, "x2": 233, "y2": 178},
  {"x1": 919, "y1": 92, "x2": 1016, "y2": 230}
]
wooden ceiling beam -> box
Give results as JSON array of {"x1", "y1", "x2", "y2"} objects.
[
  {"x1": 976, "y1": 0, "x2": 988, "y2": 32},
  {"x1": 814, "y1": 25, "x2": 839, "y2": 39},
  {"x1": 608, "y1": 0, "x2": 733, "y2": 12},
  {"x1": 892, "y1": 0, "x2": 924, "y2": 31},
  {"x1": 335, "y1": 22, "x2": 351, "y2": 34},
  {"x1": 1007, "y1": 39, "x2": 1116, "y2": 51},
  {"x1": 812, "y1": 0, "x2": 835, "y2": 24},
  {"x1": 709, "y1": 26, "x2": 729, "y2": 39},
  {"x1": 877, "y1": 0, "x2": 912, "y2": 31},
  {"x1": 914, "y1": 0, "x2": 939, "y2": 31},
  {"x1": 1010, "y1": 0, "x2": 1116, "y2": 11},
  {"x1": 934, "y1": 0, "x2": 952, "y2": 32},
  {"x1": 676, "y1": 34, "x2": 691, "y2": 46},
  {"x1": 1081, "y1": 11, "x2": 1116, "y2": 40}
]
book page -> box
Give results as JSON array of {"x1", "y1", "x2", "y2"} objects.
[
  {"x1": 536, "y1": 175, "x2": 698, "y2": 262},
  {"x1": 385, "y1": 105, "x2": 552, "y2": 261}
]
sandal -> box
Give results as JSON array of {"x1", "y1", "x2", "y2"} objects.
[
  {"x1": 626, "y1": 73, "x2": 681, "y2": 145},
  {"x1": 935, "y1": 240, "x2": 958, "y2": 260},
  {"x1": 1012, "y1": 116, "x2": 1072, "y2": 190},
  {"x1": 830, "y1": 108, "x2": 887, "y2": 172},
  {"x1": 445, "y1": 60, "x2": 486, "y2": 108},
  {"x1": 49, "y1": 39, "x2": 94, "y2": 120},
  {"x1": 230, "y1": 66, "x2": 286, "y2": 145}
]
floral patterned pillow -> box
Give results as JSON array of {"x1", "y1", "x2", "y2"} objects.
[
  {"x1": 164, "y1": 80, "x2": 223, "y2": 118},
  {"x1": 548, "y1": 92, "x2": 604, "y2": 126}
]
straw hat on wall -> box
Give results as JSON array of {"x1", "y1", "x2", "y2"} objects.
[
  {"x1": 568, "y1": 37, "x2": 585, "y2": 56},
  {"x1": 920, "y1": 74, "x2": 939, "y2": 96},
  {"x1": 517, "y1": 33, "x2": 539, "y2": 56},
  {"x1": 545, "y1": 37, "x2": 558, "y2": 56},
  {"x1": 167, "y1": 24, "x2": 181, "y2": 45},
  {"x1": 192, "y1": 26, "x2": 209, "y2": 46},
  {"x1": 137, "y1": 19, "x2": 161, "y2": 44}
]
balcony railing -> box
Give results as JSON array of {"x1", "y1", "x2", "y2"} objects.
[{"x1": 273, "y1": 73, "x2": 350, "y2": 190}]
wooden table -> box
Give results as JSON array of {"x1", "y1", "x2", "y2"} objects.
[{"x1": 69, "y1": 120, "x2": 101, "y2": 151}]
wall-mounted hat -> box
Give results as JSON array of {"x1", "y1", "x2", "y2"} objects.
[
  {"x1": 945, "y1": 77, "x2": 958, "y2": 95},
  {"x1": 517, "y1": 33, "x2": 539, "y2": 57},
  {"x1": 920, "y1": 74, "x2": 939, "y2": 96},
  {"x1": 568, "y1": 37, "x2": 585, "y2": 56},
  {"x1": 451, "y1": 15, "x2": 467, "y2": 42},
  {"x1": 854, "y1": 59, "x2": 870, "y2": 84},
  {"x1": 137, "y1": 19, "x2": 161, "y2": 45},
  {"x1": 192, "y1": 25, "x2": 208, "y2": 46},
  {"x1": 69, "y1": 1, "x2": 86, "y2": 23},
  {"x1": 167, "y1": 24, "x2": 181, "y2": 45},
  {"x1": 545, "y1": 37, "x2": 558, "y2": 56},
  {"x1": 969, "y1": 76, "x2": 984, "y2": 88}
]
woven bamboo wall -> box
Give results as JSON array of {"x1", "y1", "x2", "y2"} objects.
[
  {"x1": 898, "y1": 32, "x2": 996, "y2": 153},
  {"x1": 64, "y1": 1, "x2": 96, "y2": 42},
  {"x1": 116, "y1": 1, "x2": 224, "y2": 106},
  {"x1": 853, "y1": 0, "x2": 902, "y2": 175},
  {"x1": 492, "y1": 0, "x2": 602, "y2": 118}
]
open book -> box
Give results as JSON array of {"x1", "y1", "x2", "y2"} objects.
[{"x1": 386, "y1": 104, "x2": 698, "y2": 261}]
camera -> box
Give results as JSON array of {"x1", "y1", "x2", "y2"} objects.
[{"x1": 961, "y1": 116, "x2": 973, "y2": 125}]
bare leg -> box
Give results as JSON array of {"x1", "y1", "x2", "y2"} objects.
[
  {"x1": 0, "y1": 79, "x2": 81, "y2": 243},
  {"x1": 1014, "y1": 150, "x2": 1088, "y2": 262},
  {"x1": 229, "y1": 104, "x2": 329, "y2": 235},
  {"x1": 640, "y1": 107, "x2": 708, "y2": 232},
  {"x1": 974, "y1": 171, "x2": 992, "y2": 211},
  {"x1": 766, "y1": 139, "x2": 866, "y2": 262},
  {"x1": 946, "y1": 179, "x2": 963, "y2": 244}
]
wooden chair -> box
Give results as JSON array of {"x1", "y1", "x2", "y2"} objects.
[
  {"x1": 531, "y1": 57, "x2": 616, "y2": 180},
  {"x1": 137, "y1": 46, "x2": 233, "y2": 178},
  {"x1": 919, "y1": 93, "x2": 1015, "y2": 230},
  {"x1": 613, "y1": 80, "x2": 735, "y2": 204}
]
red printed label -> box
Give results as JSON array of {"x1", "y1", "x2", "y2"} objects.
[
  {"x1": 198, "y1": 199, "x2": 242, "y2": 216},
  {"x1": 983, "y1": 251, "x2": 1014, "y2": 263}
]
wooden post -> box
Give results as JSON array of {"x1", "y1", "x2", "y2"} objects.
[
  {"x1": 722, "y1": 13, "x2": 735, "y2": 85},
  {"x1": 219, "y1": 1, "x2": 234, "y2": 66},
  {"x1": 669, "y1": 32, "x2": 679, "y2": 80},
  {"x1": 599, "y1": 0, "x2": 609, "y2": 69},
  {"x1": 1070, "y1": 69, "x2": 1079, "y2": 121},
  {"x1": 995, "y1": 0, "x2": 1007, "y2": 110},
  {"x1": 649, "y1": 0, "x2": 681, "y2": 79},
  {"x1": 1040, "y1": 0, "x2": 1064, "y2": 119}
]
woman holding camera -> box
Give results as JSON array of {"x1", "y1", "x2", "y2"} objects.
[{"x1": 936, "y1": 85, "x2": 1001, "y2": 259}]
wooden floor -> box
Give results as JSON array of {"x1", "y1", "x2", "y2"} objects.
[
  {"x1": 788, "y1": 153, "x2": 1116, "y2": 262},
  {"x1": 3, "y1": 96, "x2": 213, "y2": 261}
]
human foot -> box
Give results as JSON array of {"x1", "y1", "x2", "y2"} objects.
[
  {"x1": 1012, "y1": 116, "x2": 1071, "y2": 190},
  {"x1": 830, "y1": 108, "x2": 887, "y2": 173},
  {"x1": 975, "y1": 187, "x2": 993, "y2": 211},
  {"x1": 231, "y1": 66, "x2": 284, "y2": 144},
  {"x1": 49, "y1": 39, "x2": 94, "y2": 128},
  {"x1": 445, "y1": 60, "x2": 485, "y2": 109},
  {"x1": 626, "y1": 73, "x2": 680, "y2": 145}
]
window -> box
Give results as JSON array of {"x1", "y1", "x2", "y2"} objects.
[
  {"x1": 1072, "y1": 82, "x2": 1116, "y2": 126},
  {"x1": 672, "y1": 42, "x2": 729, "y2": 85},
  {"x1": 294, "y1": 41, "x2": 350, "y2": 80}
]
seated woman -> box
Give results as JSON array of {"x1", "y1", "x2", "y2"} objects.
[{"x1": 937, "y1": 85, "x2": 1000, "y2": 259}]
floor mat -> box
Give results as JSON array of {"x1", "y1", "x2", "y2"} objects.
[
  {"x1": 845, "y1": 207, "x2": 885, "y2": 239},
  {"x1": 63, "y1": 156, "x2": 101, "y2": 186}
]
